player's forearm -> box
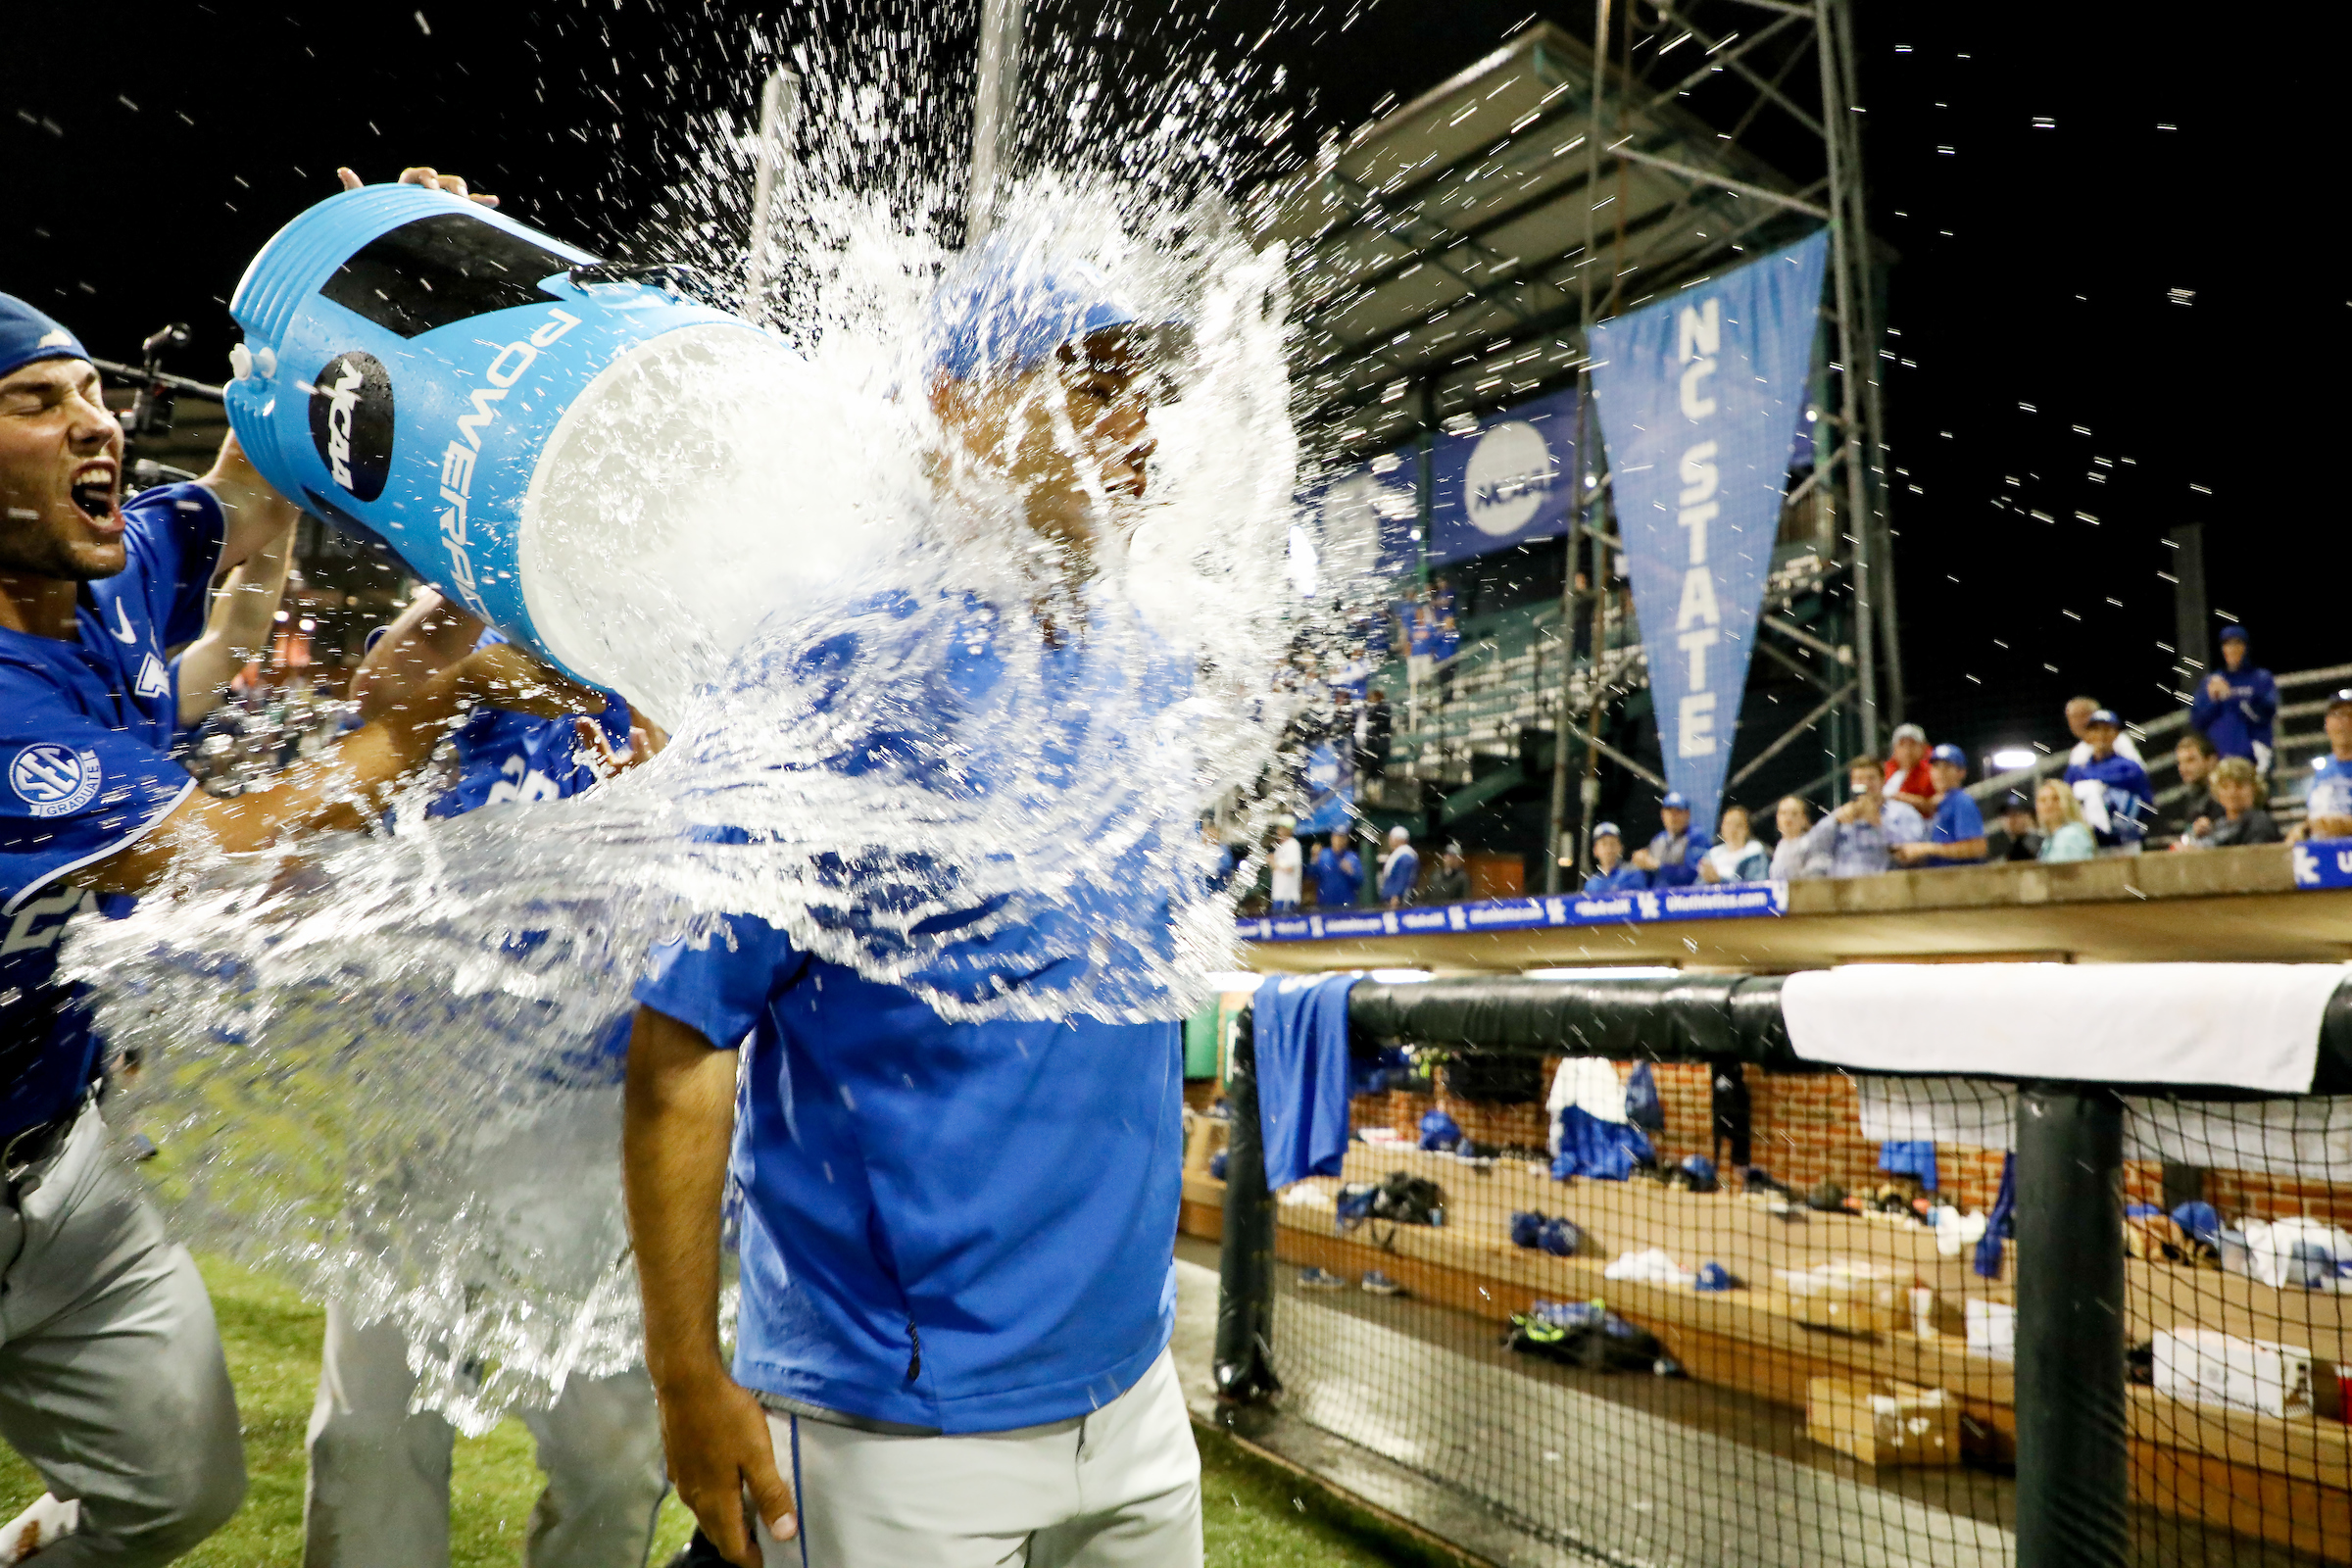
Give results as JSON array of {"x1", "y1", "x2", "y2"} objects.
[
  {"x1": 91, "y1": 666, "x2": 483, "y2": 894},
  {"x1": 176, "y1": 537, "x2": 297, "y2": 725},
  {"x1": 623, "y1": 1005, "x2": 740, "y2": 1396}
]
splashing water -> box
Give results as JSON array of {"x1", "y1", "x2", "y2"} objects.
[{"x1": 64, "y1": 24, "x2": 1333, "y2": 1426}]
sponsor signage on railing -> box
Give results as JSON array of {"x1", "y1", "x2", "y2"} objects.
[
  {"x1": 2292, "y1": 840, "x2": 2352, "y2": 890},
  {"x1": 1237, "y1": 881, "x2": 1788, "y2": 942}
]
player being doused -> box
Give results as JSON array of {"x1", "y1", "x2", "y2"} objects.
[{"x1": 625, "y1": 232, "x2": 1205, "y2": 1568}]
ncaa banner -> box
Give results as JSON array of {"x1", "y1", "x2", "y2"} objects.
[
  {"x1": 1427, "y1": 386, "x2": 1579, "y2": 566},
  {"x1": 1587, "y1": 231, "x2": 1830, "y2": 841}
]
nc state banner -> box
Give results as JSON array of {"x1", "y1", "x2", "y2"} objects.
[{"x1": 1586, "y1": 231, "x2": 1829, "y2": 840}]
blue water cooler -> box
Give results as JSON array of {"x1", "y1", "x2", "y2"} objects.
[{"x1": 223, "y1": 184, "x2": 768, "y2": 683}]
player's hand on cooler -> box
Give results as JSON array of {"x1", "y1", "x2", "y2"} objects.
[
  {"x1": 658, "y1": 1370, "x2": 796, "y2": 1566},
  {"x1": 334, "y1": 165, "x2": 500, "y2": 208}
]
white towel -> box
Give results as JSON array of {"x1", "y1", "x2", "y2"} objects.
[{"x1": 1783, "y1": 963, "x2": 2344, "y2": 1093}]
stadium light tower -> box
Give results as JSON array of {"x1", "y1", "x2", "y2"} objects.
[
  {"x1": 966, "y1": 0, "x2": 1027, "y2": 243},
  {"x1": 1250, "y1": 0, "x2": 1898, "y2": 880},
  {"x1": 742, "y1": 67, "x2": 801, "y2": 326}
]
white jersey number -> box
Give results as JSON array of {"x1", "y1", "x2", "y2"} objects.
[{"x1": 2, "y1": 886, "x2": 98, "y2": 956}]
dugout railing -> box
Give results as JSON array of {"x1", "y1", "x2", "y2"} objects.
[{"x1": 1205, "y1": 977, "x2": 2352, "y2": 1568}]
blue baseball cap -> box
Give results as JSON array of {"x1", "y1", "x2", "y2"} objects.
[
  {"x1": 924, "y1": 230, "x2": 1140, "y2": 381},
  {"x1": 2086, "y1": 708, "x2": 2122, "y2": 728},
  {"x1": 1592, "y1": 821, "x2": 1621, "y2": 841},
  {"x1": 0, "y1": 292, "x2": 89, "y2": 381},
  {"x1": 1929, "y1": 743, "x2": 1967, "y2": 766},
  {"x1": 2219, "y1": 623, "x2": 2248, "y2": 646},
  {"x1": 1660, "y1": 790, "x2": 1690, "y2": 810}
]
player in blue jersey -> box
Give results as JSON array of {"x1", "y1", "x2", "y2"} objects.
[
  {"x1": 621, "y1": 244, "x2": 1200, "y2": 1568},
  {"x1": 0, "y1": 251, "x2": 596, "y2": 1560},
  {"x1": 294, "y1": 588, "x2": 667, "y2": 1568}
]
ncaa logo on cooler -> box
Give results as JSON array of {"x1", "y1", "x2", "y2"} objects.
[
  {"x1": 10, "y1": 743, "x2": 102, "y2": 818},
  {"x1": 307, "y1": 350, "x2": 396, "y2": 502}
]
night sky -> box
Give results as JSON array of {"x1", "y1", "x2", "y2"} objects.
[{"x1": 5, "y1": 1, "x2": 2339, "y2": 763}]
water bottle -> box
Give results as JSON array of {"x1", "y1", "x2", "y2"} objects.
[{"x1": 221, "y1": 183, "x2": 823, "y2": 718}]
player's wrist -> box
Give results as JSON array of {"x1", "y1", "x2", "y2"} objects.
[{"x1": 649, "y1": 1354, "x2": 737, "y2": 1403}]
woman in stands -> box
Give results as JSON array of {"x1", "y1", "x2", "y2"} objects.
[
  {"x1": 2034, "y1": 778, "x2": 2097, "y2": 863},
  {"x1": 2179, "y1": 756, "x2": 2282, "y2": 849},
  {"x1": 1698, "y1": 803, "x2": 1769, "y2": 884},
  {"x1": 1766, "y1": 796, "x2": 1827, "y2": 880}
]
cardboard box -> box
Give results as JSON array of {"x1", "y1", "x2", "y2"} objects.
[
  {"x1": 1806, "y1": 1378, "x2": 1961, "y2": 1467},
  {"x1": 1777, "y1": 1263, "x2": 1899, "y2": 1336},
  {"x1": 1966, "y1": 1299, "x2": 2016, "y2": 1362},
  {"x1": 1183, "y1": 1114, "x2": 1228, "y2": 1177},
  {"x1": 2152, "y1": 1328, "x2": 2315, "y2": 1418}
]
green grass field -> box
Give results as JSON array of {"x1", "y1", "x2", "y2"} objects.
[{"x1": 3, "y1": 1256, "x2": 1415, "y2": 1566}]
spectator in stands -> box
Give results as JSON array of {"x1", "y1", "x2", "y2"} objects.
[
  {"x1": 2180, "y1": 757, "x2": 2282, "y2": 849},
  {"x1": 1883, "y1": 723, "x2": 1935, "y2": 815},
  {"x1": 1379, "y1": 825, "x2": 1421, "y2": 907},
  {"x1": 1269, "y1": 820, "x2": 1303, "y2": 912},
  {"x1": 1698, "y1": 804, "x2": 1769, "y2": 884},
  {"x1": 1405, "y1": 605, "x2": 1440, "y2": 690},
  {"x1": 1791, "y1": 758, "x2": 1892, "y2": 878},
  {"x1": 1768, "y1": 796, "x2": 1830, "y2": 879},
  {"x1": 1985, "y1": 792, "x2": 2040, "y2": 862},
  {"x1": 2061, "y1": 708, "x2": 2156, "y2": 850},
  {"x1": 2190, "y1": 625, "x2": 2278, "y2": 773},
  {"x1": 2165, "y1": 730, "x2": 2222, "y2": 843},
  {"x1": 1876, "y1": 725, "x2": 1933, "y2": 848},
  {"x1": 2299, "y1": 690, "x2": 2352, "y2": 841},
  {"x1": 1631, "y1": 790, "x2": 1705, "y2": 887},
  {"x1": 1432, "y1": 573, "x2": 1457, "y2": 619},
  {"x1": 2066, "y1": 695, "x2": 2143, "y2": 768},
  {"x1": 1427, "y1": 841, "x2": 1471, "y2": 903},
  {"x1": 1892, "y1": 743, "x2": 1988, "y2": 866},
  {"x1": 1357, "y1": 686, "x2": 1392, "y2": 784},
  {"x1": 1204, "y1": 822, "x2": 1240, "y2": 893},
  {"x1": 2035, "y1": 778, "x2": 2097, "y2": 863},
  {"x1": 1310, "y1": 829, "x2": 1361, "y2": 909},
  {"x1": 1582, "y1": 823, "x2": 1648, "y2": 894},
  {"x1": 1435, "y1": 613, "x2": 1461, "y2": 664}
]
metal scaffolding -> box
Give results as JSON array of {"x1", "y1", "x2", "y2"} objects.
[{"x1": 1245, "y1": 4, "x2": 1896, "y2": 883}]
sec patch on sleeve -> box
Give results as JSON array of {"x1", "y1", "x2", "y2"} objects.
[{"x1": 9, "y1": 743, "x2": 102, "y2": 818}]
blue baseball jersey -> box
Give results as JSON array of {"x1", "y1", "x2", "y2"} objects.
[
  {"x1": 2, "y1": 483, "x2": 222, "y2": 1139},
  {"x1": 635, "y1": 592, "x2": 1188, "y2": 1435},
  {"x1": 428, "y1": 629, "x2": 630, "y2": 818}
]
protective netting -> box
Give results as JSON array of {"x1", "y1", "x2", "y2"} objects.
[{"x1": 1199, "y1": 1033, "x2": 2351, "y2": 1568}]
